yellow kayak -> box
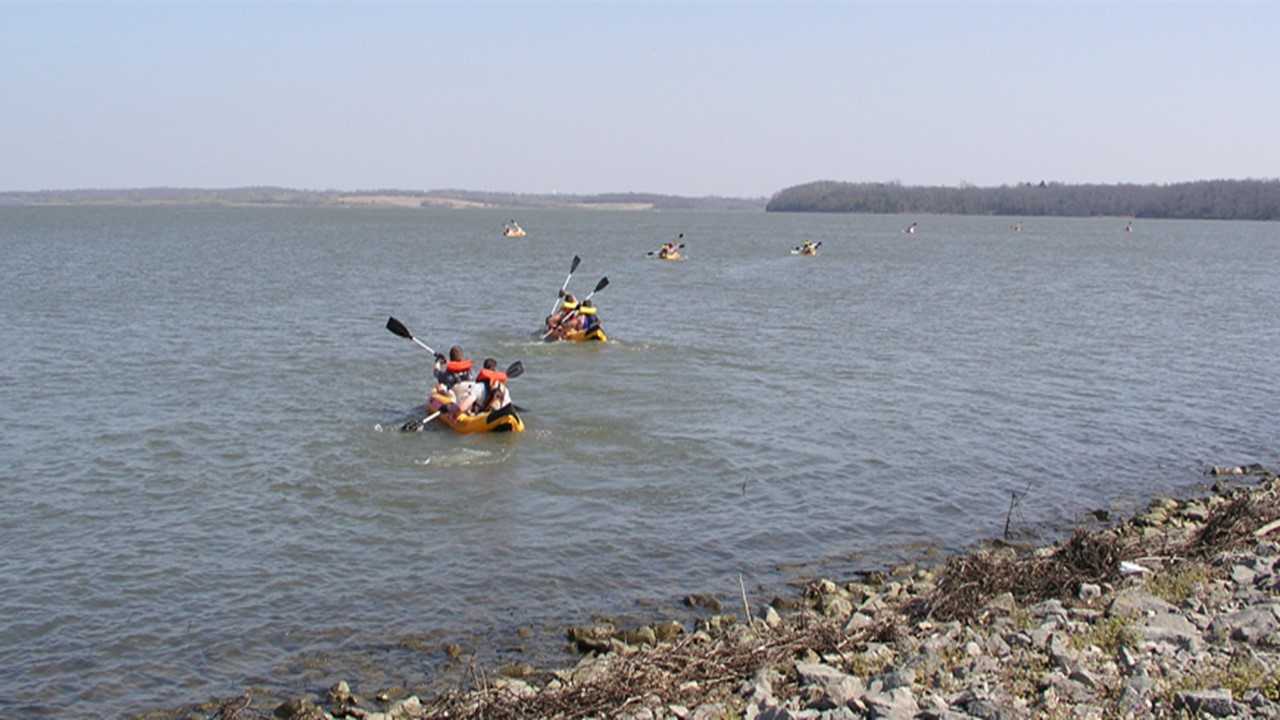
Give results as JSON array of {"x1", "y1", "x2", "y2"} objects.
[
  {"x1": 427, "y1": 393, "x2": 525, "y2": 434},
  {"x1": 558, "y1": 325, "x2": 607, "y2": 343},
  {"x1": 657, "y1": 251, "x2": 681, "y2": 261}
]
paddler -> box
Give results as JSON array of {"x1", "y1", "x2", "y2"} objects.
[
  {"x1": 433, "y1": 346, "x2": 482, "y2": 416},
  {"x1": 475, "y1": 357, "x2": 512, "y2": 413},
  {"x1": 574, "y1": 299, "x2": 600, "y2": 333},
  {"x1": 544, "y1": 293, "x2": 579, "y2": 339}
]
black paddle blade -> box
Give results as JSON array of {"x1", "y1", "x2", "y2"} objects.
[
  {"x1": 505, "y1": 361, "x2": 524, "y2": 378},
  {"x1": 593, "y1": 276, "x2": 609, "y2": 293},
  {"x1": 570, "y1": 255, "x2": 581, "y2": 273},
  {"x1": 386, "y1": 316, "x2": 413, "y2": 339}
]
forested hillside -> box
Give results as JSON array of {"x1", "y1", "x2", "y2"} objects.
[{"x1": 766, "y1": 179, "x2": 1280, "y2": 220}]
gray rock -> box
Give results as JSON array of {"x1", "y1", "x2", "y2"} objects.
[
  {"x1": 690, "y1": 702, "x2": 727, "y2": 720},
  {"x1": 1118, "y1": 672, "x2": 1156, "y2": 709},
  {"x1": 1107, "y1": 589, "x2": 1180, "y2": 618},
  {"x1": 757, "y1": 708, "x2": 820, "y2": 720},
  {"x1": 1175, "y1": 688, "x2": 1235, "y2": 717},
  {"x1": 1137, "y1": 609, "x2": 1203, "y2": 651},
  {"x1": 956, "y1": 694, "x2": 1017, "y2": 720},
  {"x1": 796, "y1": 662, "x2": 865, "y2": 708},
  {"x1": 1210, "y1": 604, "x2": 1280, "y2": 644},
  {"x1": 273, "y1": 698, "x2": 326, "y2": 720},
  {"x1": 823, "y1": 595, "x2": 854, "y2": 621},
  {"x1": 985, "y1": 633, "x2": 1011, "y2": 658},
  {"x1": 861, "y1": 686, "x2": 918, "y2": 719},
  {"x1": 844, "y1": 611, "x2": 876, "y2": 632},
  {"x1": 619, "y1": 707, "x2": 655, "y2": 720},
  {"x1": 760, "y1": 605, "x2": 783, "y2": 629},
  {"x1": 386, "y1": 696, "x2": 422, "y2": 720},
  {"x1": 1029, "y1": 621, "x2": 1057, "y2": 648},
  {"x1": 742, "y1": 667, "x2": 780, "y2": 706},
  {"x1": 1077, "y1": 583, "x2": 1102, "y2": 603},
  {"x1": 1027, "y1": 599, "x2": 1068, "y2": 620},
  {"x1": 1231, "y1": 563, "x2": 1258, "y2": 586},
  {"x1": 1039, "y1": 671, "x2": 1094, "y2": 703}
]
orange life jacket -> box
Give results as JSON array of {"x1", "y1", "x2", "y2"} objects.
[
  {"x1": 477, "y1": 368, "x2": 507, "y2": 386},
  {"x1": 446, "y1": 359, "x2": 473, "y2": 373}
]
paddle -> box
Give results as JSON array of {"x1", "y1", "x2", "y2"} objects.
[
  {"x1": 549, "y1": 255, "x2": 582, "y2": 314},
  {"x1": 386, "y1": 316, "x2": 437, "y2": 357},
  {"x1": 400, "y1": 409, "x2": 442, "y2": 432},
  {"x1": 581, "y1": 276, "x2": 608, "y2": 303},
  {"x1": 542, "y1": 276, "x2": 608, "y2": 339}
]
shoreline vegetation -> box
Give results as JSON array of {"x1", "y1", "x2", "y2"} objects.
[
  {"x1": 765, "y1": 179, "x2": 1280, "y2": 221},
  {"x1": 4, "y1": 178, "x2": 1280, "y2": 220},
  {"x1": 154, "y1": 466, "x2": 1280, "y2": 720}
]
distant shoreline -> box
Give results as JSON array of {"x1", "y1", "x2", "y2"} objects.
[
  {"x1": 6, "y1": 179, "x2": 1280, "y2": 220},
  {"x1": 0, "y1": 187, "x2": 767, "y2": 212}
]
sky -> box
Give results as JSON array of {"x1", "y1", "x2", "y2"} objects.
[{"x1": 2, "y1": 0, "x2": 1278, "y2": 198}]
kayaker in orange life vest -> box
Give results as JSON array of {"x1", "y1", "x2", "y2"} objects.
[
  {"x1": 434, "y1": 346, "x2": 474, "y2": 390},
  {"x1": 433, "y1": 345, "x2": 484, "y2": 417},
  {"x1": 475, "y1": 357, "x2": 512, "y2": 413}
]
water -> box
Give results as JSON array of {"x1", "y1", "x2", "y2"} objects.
[{"x1": 1, "y1": 206, "x2": 1277, "y2": 717}]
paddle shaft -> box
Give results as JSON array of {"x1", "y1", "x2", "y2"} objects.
[
  {"x1": 386, "y1": 317, "x2": 437, "y2": 356},
  {"x1": 550, "y1": 255, "x2": 583, "y2": 315}
]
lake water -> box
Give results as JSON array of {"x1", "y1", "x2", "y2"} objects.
[{"x1": 1, "y1": 206, "x2": 1277, "y2": 717}]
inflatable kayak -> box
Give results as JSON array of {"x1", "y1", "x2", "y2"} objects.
[
  {"x1": 657, "y1": 251, "x2": 681, "y2": 261},
  {"x1": 504, "y1": 227, "x2": 526, "y2": 237},
  {"x1": 427, "y1": 392, "x2": 525, "y2": 434},
  {"x1": 558, "y1": 325, "x2": 607, "y2": 342}
]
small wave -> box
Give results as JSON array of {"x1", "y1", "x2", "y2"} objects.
[{"x1": 424, "y1": 447, "x2": 510, "y2": 468}]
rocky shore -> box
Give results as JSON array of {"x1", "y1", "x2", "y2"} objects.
[{"x1": 180, "y1": 465, "x2": 1278, "y2": 720}]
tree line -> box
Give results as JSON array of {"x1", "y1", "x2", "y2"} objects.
[{"x1": 765, "y1": 179, "x2": 1280, "y2": 220}]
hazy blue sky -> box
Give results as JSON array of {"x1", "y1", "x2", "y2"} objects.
[{"x1": 3, "y1": 1, "x2": 1277, "y2": 197}]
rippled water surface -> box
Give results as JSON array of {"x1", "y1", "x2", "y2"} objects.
[{"x1": 1, "y1": 206, "x2": 1277, "y2": 717}]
